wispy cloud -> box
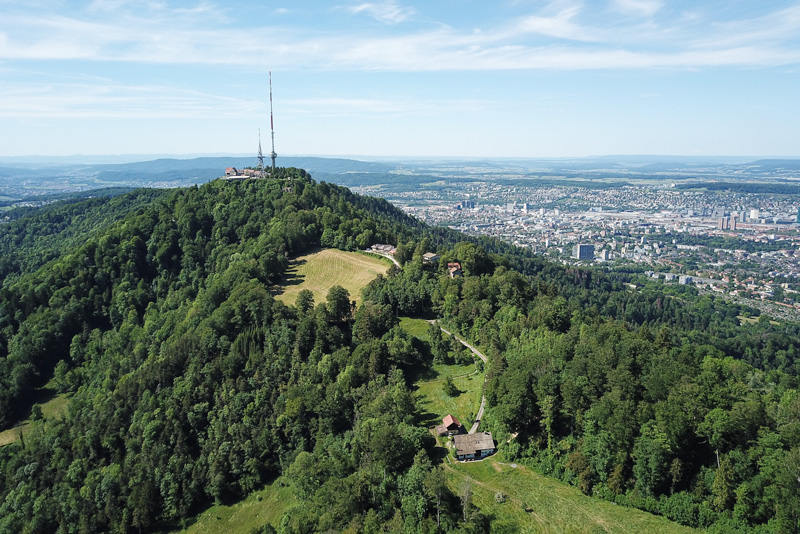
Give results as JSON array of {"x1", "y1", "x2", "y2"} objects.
[
  {"x1": 1, "y1": 2, "x2": 799, "y2": 71},
  {"x1": 346, "y1": 1, "x2": 415, "y2": 24},
  {"x1": 0, "y1": 81, "x2": 262, "y2": 119},
  {"x1": 284, "y1": 97, "x2": 489, "y2": 118},
  {"x1": 612, "y1": 0, "x2": 662, "y2": 17},
  {"x1": 510, "y1": 5, "x2": 597, "y2": 41}
]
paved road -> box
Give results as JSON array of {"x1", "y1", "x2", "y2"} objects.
[
  {"x1": 363, "y1": 250, "x2": 401, "y2": 268},
  {"x1": 436, "y1": 323, "x2": 488, "y2": 434}
]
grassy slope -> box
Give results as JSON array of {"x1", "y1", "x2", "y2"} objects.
[
  {"x1": 0, "y1": 389, "x2": 70, "y2": 446},
  {"x1": 162, "y1": 481, "x2": 296, "y2": 534},
  {"x1": 273, "y1": 249, "x2": 391, "y2": 307},
  {"x1": 400, "y1": 317, "x2": 484, "y2": 430},
  {"x1": 448, "y1": 458, "x2": 698, "y2": 534}
]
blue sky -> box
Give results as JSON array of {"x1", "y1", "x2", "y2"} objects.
[{"x1": 1, "y1": 0, "x2": 799, "y2": 158}]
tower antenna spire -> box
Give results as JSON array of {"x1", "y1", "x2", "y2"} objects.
[
  {"x1": 257, "y1": 127, "x2": 264, "y2": 174},
  {"x1": 269, "y1": 71, "x2": 277, "y2": 174}
]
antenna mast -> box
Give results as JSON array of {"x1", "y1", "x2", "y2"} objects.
[
  {"x1": 269, "y1": 71, "x2": 277, "y2": 173},
  {"x1": 257, "y1": 127, "x2": 264, "y2": 174}
]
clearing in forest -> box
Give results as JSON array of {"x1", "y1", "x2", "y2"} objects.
[
  {"x1": 0, "y1": 388, "x2": 69, "y2": 447},
  {"x1": 448, "y1": 458, "x2": 699, "y2": 534},
  {"x1": 399, "y1": 317, "x2": 485, "y2": 429},
  {"x1": 163, "y1": 481, "x2": 296, "y2": 534},
  {"x1": 274, "y1": 248, "x2": 391, "y2": 307}
]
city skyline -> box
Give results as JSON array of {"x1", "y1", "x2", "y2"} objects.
[{"x1": 1, "y1": 0, "x2": 800, "y2": 157}]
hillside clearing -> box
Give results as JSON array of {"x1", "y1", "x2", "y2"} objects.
[
  {"x1": 448, "y1": 458, "x2": 698, "y2": 534},
  {"x1": 399, "y1": 317, "x2": 485, "y2": 429},
  {"x1": 273, "y1": 248, "x2": 391, "y2": 307},
  {"x1": 0, "y1": 389, "x2": 70, "y2": 447},
  {"x1": 163, "y1": 481, "x2": 296, "y2": 534}
]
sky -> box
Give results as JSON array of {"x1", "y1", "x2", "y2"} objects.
[{"x1": 1, "y1": 0, "x2": 799, "y2": 158}]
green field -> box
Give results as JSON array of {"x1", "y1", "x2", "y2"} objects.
[
  {"x1": 273, "y1": 248, "x2": 391, "y2": 307},
  {"x1": 162, "y1": 481, "x2": 296, "y2": 534},
  {"x1": 416, "y1": 368, "x2": 483, "y2": 428},
  {"x1": 398, "y1": 316, "x2": 432, "y2": 340},
  {"x1": 448, "y1": 458, "x2": 698, "y2": 534},
  {"x1": 0, "y1": 389, "x2": 70, "y2": 447},
  {"x1": 399, "y1": 318, "x2": 485, "y2": 428}
]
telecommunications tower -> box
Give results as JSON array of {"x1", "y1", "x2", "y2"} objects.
[
  {"x1": 269, "y1": 71, "x2": 277, "y2": 173},
  {"x1": 257, "y1": 128, "x2": 264, "y2": 174}
]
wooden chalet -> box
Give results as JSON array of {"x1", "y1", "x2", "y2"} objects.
[{"x1": 453, "y1": 432, "x2": 495, "y2": 461}]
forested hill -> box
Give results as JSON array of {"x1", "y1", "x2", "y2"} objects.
[{"x1": 0, "y1": 169, "x2": 799, "y2": 533}]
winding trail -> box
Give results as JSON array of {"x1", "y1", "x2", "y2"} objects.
[{"x1": 432, "y1": 322, "x2": 488, "y2": 434}]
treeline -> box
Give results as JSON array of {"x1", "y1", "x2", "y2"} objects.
[{"x1": 0, "y1": 188, "x2": 165, "y2": 279}]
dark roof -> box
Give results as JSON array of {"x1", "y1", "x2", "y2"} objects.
[{"x1": 454, "y1": 432, "x2": 494, "y2": 455}]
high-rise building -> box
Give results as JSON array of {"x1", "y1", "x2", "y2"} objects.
[{"x1": 573, "y1": 244, "x2": 594, "y2": 261}]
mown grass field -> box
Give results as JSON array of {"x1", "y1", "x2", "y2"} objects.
[
  {"x1": 273, "y1": 248, "x2": 391, "y2": 307},
  {"x1": 447, "y1": 458, "x2": 698, "y2": 534},
  {"x1": 163, "y1": 481, "x2": 296, "y2": 534},
  {"x1": 0, "y1": 389, "x2": 70, "y2": 446}
]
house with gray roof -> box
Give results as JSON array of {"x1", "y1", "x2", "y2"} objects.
[{"x1": 453, "y1": 432, "x2": 495, "y2": 461}]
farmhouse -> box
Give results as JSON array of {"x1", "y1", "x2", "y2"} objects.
[
  {"x1": 369, "y1": 244, "x2": 397, "y2": 255},
  {"x1": 453, "y1": 432, "x2": 495, "y2": 461},
  {"x1": 447, "y1": 262, "x2": 462, "y2": 278},
  {"x1": 423, "y1": 252, "x2": 440, "y2": 264},
  {"x1": 435, "y1": 414, "x2": 463, "y2": 437}
]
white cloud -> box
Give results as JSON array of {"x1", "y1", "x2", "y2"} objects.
[
  {"x1": 613, "y1": 0, "x2": 662, "y2": 17},
  {"x1": 284, "y1": 97, "x2": 489, "y2": 118},
  {"x1": 1, "y1": 3, "x2": 799, "y2": 71},
  {"x1": 346, "y1": 1, "x2": 415, "y2": 24},
  {"x1": 511, "y1": 5, "x2": 597, "y2": 41},
  {"x1": 0, "y1": 82, "x2": 262, "y2": 119}
]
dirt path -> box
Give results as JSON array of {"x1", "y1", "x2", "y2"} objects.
[{"x1": 433, "y1": 322, "x2": 488, "y2": 434}]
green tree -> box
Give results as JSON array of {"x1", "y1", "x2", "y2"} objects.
[{"x1": 443, "y1": 375, "x2": 458, "y2": 397}]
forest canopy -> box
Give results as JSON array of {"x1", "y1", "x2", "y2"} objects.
[{"x1": 0, "y1": 169, "x2": 798, "y2": 533}]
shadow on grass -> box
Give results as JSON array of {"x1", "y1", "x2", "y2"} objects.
[{"x1": 416, "y1": 404, "x2": 441, "y2": 428}]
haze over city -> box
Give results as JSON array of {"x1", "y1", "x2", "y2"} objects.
[{"x1": 1, "y1": 0, "x2": 800, "y2": 158}]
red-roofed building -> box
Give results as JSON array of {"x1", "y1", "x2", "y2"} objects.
[{"x1": 435, "y1": 414, "x2": 463, "y2": 437}]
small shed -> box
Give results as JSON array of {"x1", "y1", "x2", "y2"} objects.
[{"x1": 435, "y1": 414, "x2": 463, "y2": 437}]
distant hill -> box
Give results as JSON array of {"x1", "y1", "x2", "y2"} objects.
[{"x1": 747, "y1": 159, "x2": 800, "y2": 170}]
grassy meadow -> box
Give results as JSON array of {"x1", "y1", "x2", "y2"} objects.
[
  {"x1": 163, "y1": 481, "x2": 296, "y2": 534},
  {"x1": 0, "y1": 388, "x2": 70, "y2": 446},
  {"x1": 448, "y1": 458, "x2": 699, "y2": 534},
  {"x1": 273, "y1": 248, "x2": 391, "y2": 307},
  {"x1": 399, "y1": 317, "x2": 485, "y2": 429}
]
